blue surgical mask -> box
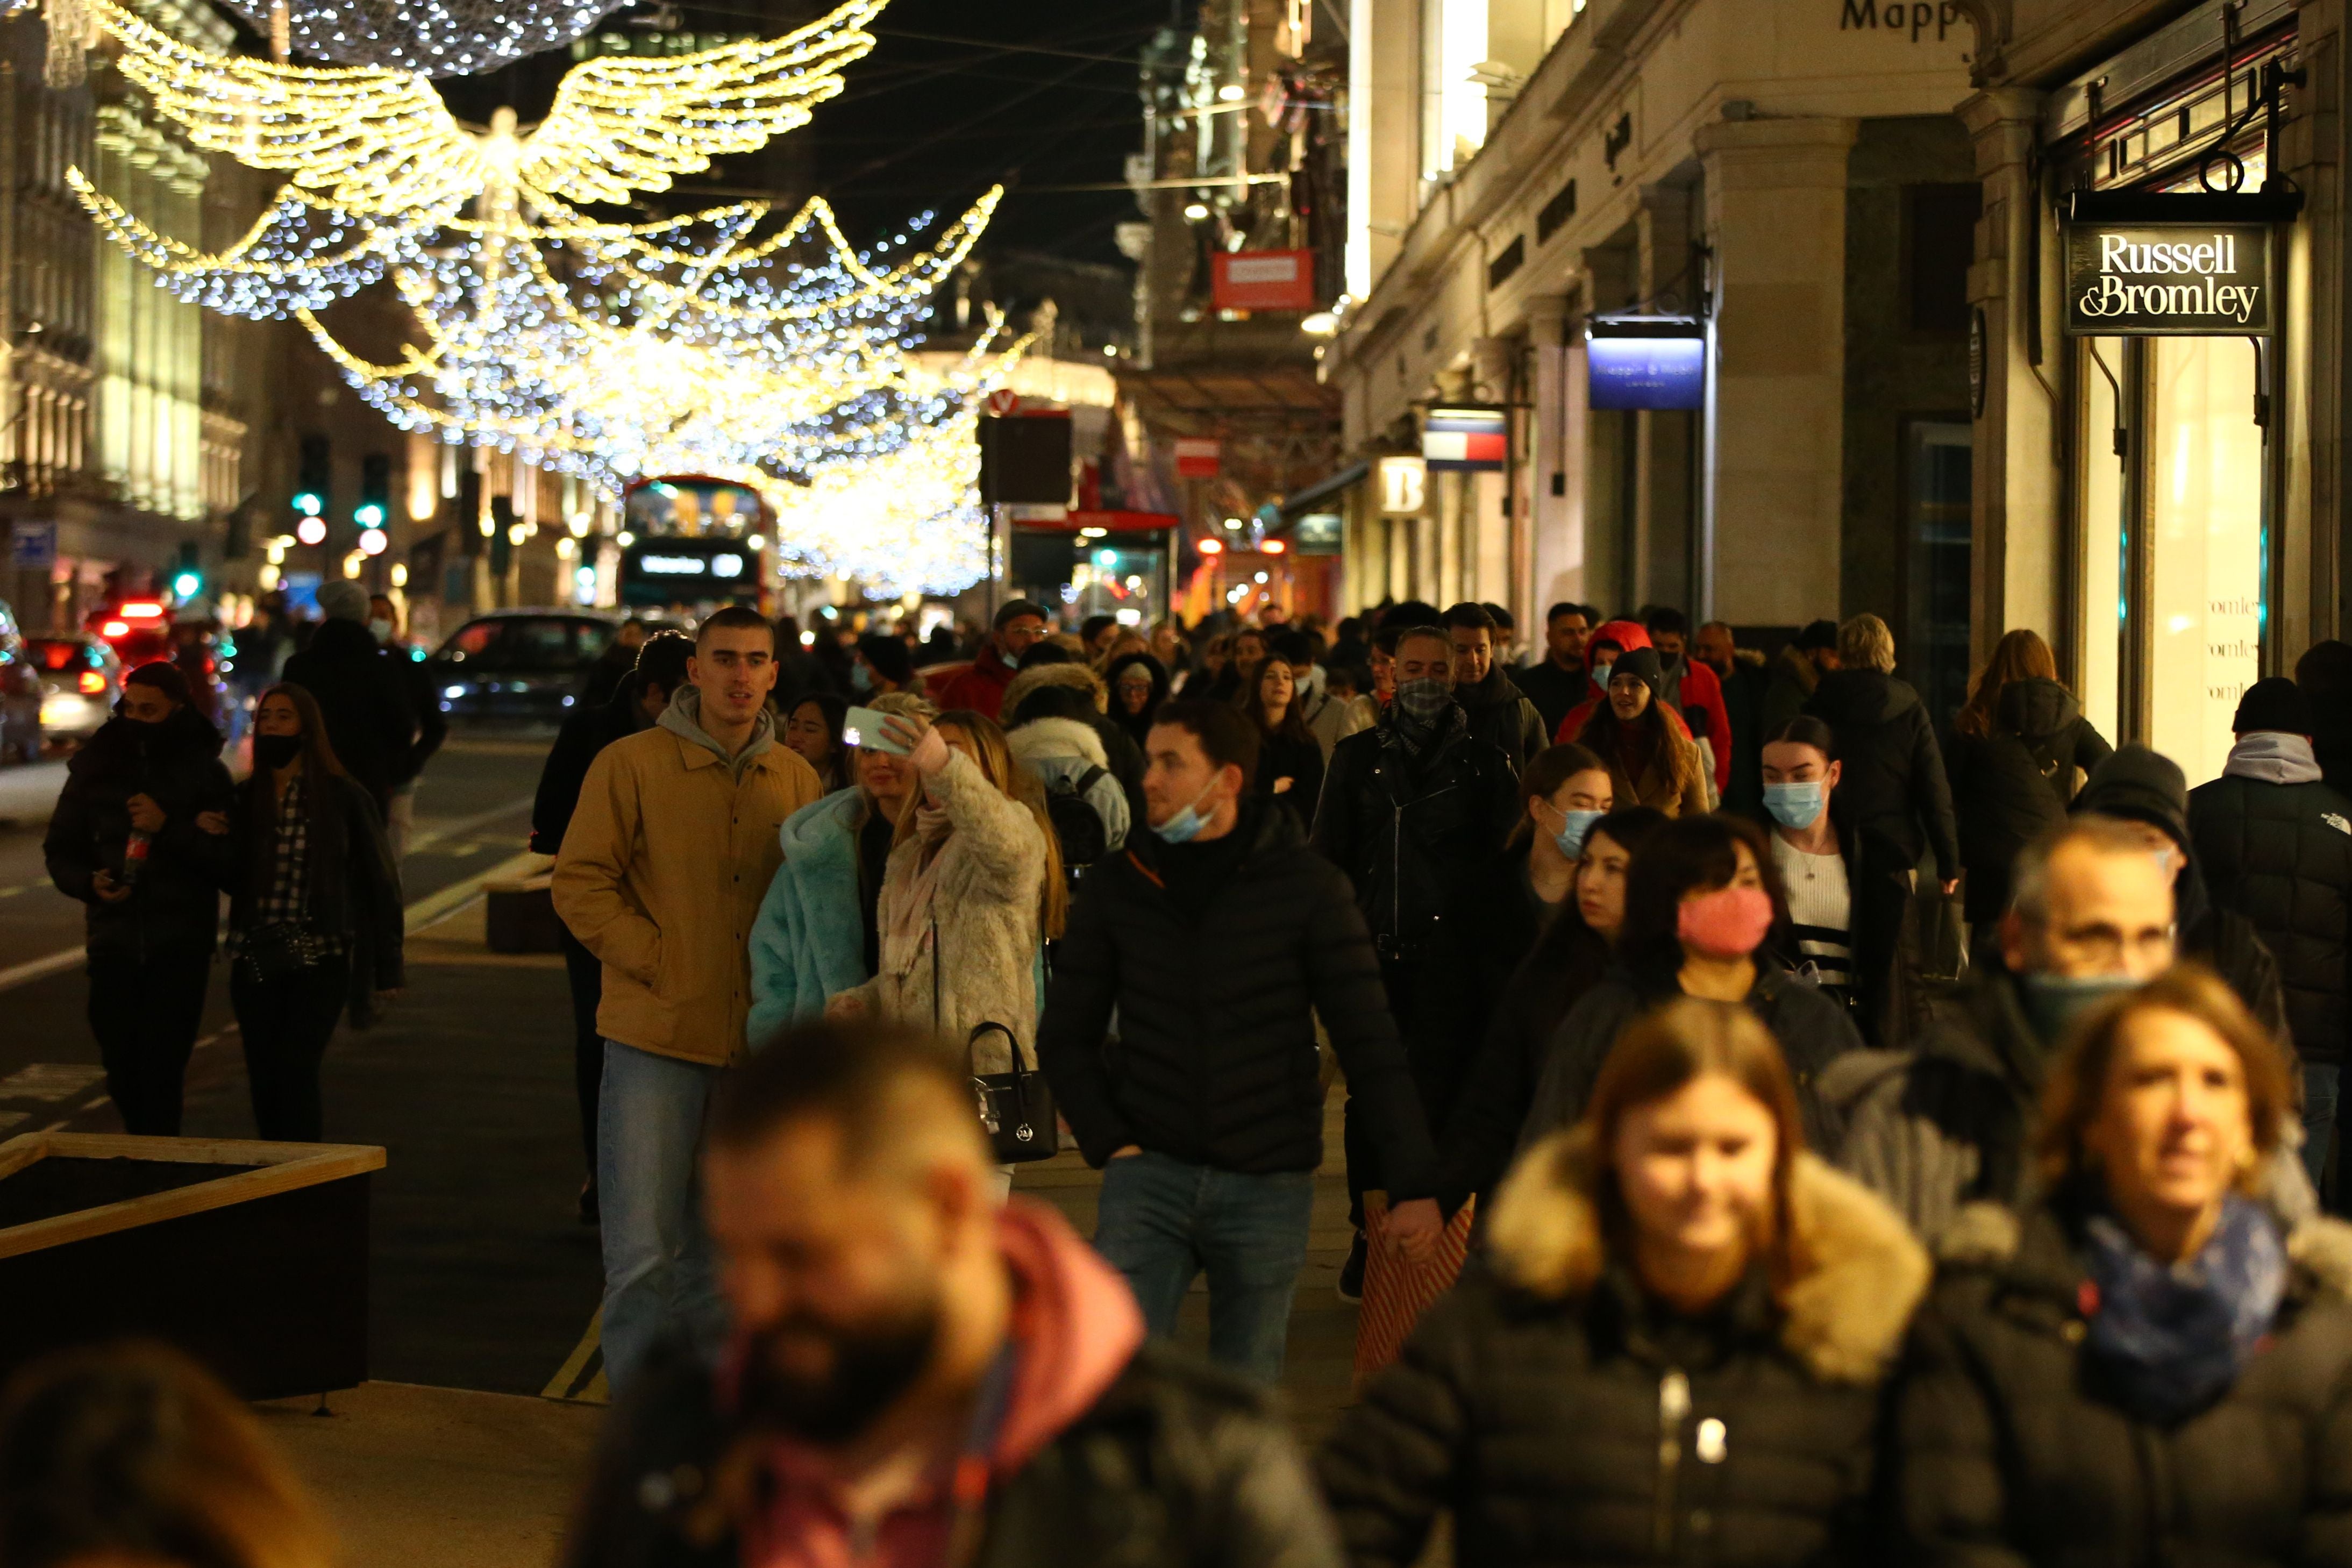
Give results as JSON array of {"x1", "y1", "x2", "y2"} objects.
[
  {"x1": 1552, "y1": 808, "x2": 1604, "y2": 861},
  {"x1": 1589, "y1": 661, "x2": 1614, "y2": 691},
  {"x1": 850, "y1": 661, "x2": 875, "y2": 693},
  {"x1": 1762, "y1": 781, "x2": 1827, "y2": 831},
  {"x1": 2016, "y1": 971, "x2": 2141, "y2": 1046},
  {"x1": 1151, "y1": 779, "x2": 1223, "y2": 845}
]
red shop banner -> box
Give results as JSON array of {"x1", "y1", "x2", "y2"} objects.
[{"x1": 1211, "y1": 250, "x2": 1318, "y2": 312}]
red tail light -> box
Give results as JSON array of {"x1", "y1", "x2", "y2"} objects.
[{"x1": 77, "y1": 672, "x2": 105, "y2": 694}]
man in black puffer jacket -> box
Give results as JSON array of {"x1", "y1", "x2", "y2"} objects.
[
  {"x1": 2190, "y1": 676, "x2": 2352, "y2": 1199},
  {"x1": 568, "y1": 1018, "x2": 1343, "y2": 1568},
  {"x1": 1804, "y1": 613, "x2": 1959, "y2": 1043},
  {"x1": 1039, "y1": 700, "x2": 1441, "y2": 1380},
  {"x1": 43, "y1": 662, "x2": 237, "y2": 1135}
]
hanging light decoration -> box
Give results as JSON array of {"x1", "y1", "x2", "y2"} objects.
[
  {"x1": 208, "y1": 0, "x2": 630, "y2": 77},
  {"x1": 69, "y1": 0, "x2": 1031, "y2": 591}
]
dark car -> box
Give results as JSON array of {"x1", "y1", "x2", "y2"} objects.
[
  {"x1": 0, "y1": 600, "x2": 45, "y2": 763},
  {"x1": 427, "y1": 609, "x2": 623, "y2": 723},
  {"x1": 23, "y1": 634, "x2": 123, "y2": 745}
]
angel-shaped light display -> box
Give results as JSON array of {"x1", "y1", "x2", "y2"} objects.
[{"x1": 70, "y1": 0, "x2": 1025, "y2": 589}]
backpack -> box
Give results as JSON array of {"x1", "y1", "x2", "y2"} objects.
[{"x1": 1043, "y1": 764, "x2": 1113, "y2": 872}]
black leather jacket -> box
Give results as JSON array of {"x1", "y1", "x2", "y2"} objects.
[{"x1": 1309, "y1": 708, "x2": 1518, "y2": 961}]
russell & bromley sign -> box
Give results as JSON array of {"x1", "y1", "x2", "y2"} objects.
[{"x1": 2062, "y1": 191, "x2": 2297, "y2": 338}]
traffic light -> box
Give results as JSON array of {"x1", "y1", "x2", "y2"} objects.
[
  {"x1": 169, "y1": 540, "x2": 202, "y2": 601},
  {"x1": 293, "y1": 433, "x2": 331, "y2": 522},
  {"x1": 357, "y1": 453, "x2": 391, "y2": 555}
]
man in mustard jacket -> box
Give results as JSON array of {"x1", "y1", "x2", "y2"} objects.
[{"x1": 554, "y1": 605, "x2": 823, "y2": 1392}]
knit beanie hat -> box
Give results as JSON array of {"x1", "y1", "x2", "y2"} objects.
[
  {"x1": 1609, "y1": 646, "x2": 1665, "y2": 696},
  {"x1": 316, "y1": 579, "x2": 370, "y2": 622},
  {"x1": 2233, "y1": 676, "x2": 2313, "y2": 736}
]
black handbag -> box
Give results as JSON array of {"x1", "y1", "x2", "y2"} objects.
[
  {"x1": 238, "y1": 921, "x2": 334, "y2": 983},
  {"x1": 967, "y1": 1022, "x2": 1057, "y2": 1165}
]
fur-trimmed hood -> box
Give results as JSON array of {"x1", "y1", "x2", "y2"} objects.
[
  {"x1": 1485, "y1": 1129, "x2": 1932, "y2": 1384},
  {"x1": 1002, "y1": 662, "x2": 1107, "y2": 722},
  {"x1": 1007, "y1": 715, "x2": 1109, "y2": 770}
]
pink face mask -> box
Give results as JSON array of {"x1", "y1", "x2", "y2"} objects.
[{"x1": 1677, "y1": 885, "x2": 1773, "y2": 960}]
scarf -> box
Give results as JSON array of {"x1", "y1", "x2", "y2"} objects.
[
  {"x1": 878, "y1": 800, "x2": 957, "y2": 988},
  {"x1": 2082, "y1": 1194, "x2": 2286, "y2": 1424},
  {"x1": 1387, "y1": 701, "x2": 1464, "y2": 760},
  {"x1": 2223, "y1": 731, "x2": 2325, "y2": 786}
]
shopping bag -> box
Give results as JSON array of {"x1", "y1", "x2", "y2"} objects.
[{"x1": 1352, "y1": 1192, "x2": 1476, "y2": 1385}]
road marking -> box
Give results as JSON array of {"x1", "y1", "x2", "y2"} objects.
[
  {"x1": 0, "y1": 1063, "x2": 108, "y2": 1101},
  {"x1": 543, "y1": 1309, "x2": 610, "y2": 1405},
  {"x1": 404, "y1": 850, "x2": 544, "y2": 933},
  {"x1": 0, "y1": 947, "x2": 85, "y2": 994},
  {"x1": 404, "y1": 793, "x2": 537, "y2": 858},
  {"x1": 0, "y1": 885, "x2": 25, "y2": 898}
]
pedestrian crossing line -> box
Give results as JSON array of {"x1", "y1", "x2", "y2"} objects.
[{"x1": 543, "y1": 1309, "x2": 609, "y2": 1405}]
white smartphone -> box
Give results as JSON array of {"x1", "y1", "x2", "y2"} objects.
[{"x1": 843, "y1": 704, "x2": 909, "y2": 754}]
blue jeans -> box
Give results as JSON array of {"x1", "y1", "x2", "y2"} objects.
[
  {"x1": 597, "y1": 1039, "x2": 727, "y2": 1396},
  {"x1": 2305, "y1": 1062, "x2": 2341, "y2": 1204},
  {"x1": 1091, "y1": 1151, "x2": 1315, "y2": 1385}
]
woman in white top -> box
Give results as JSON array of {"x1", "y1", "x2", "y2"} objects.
[{"x1": 1759, "y1": 715, "x2": 1855, "y2": 1000}]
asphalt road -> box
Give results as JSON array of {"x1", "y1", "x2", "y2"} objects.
[{"x1": 0, "y1": 732, "x2": 604, "y2": 1398}]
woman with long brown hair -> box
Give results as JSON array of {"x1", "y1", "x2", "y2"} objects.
[
  {"x1": 826, "y1": 707, "x2": 1061, "y2": 1193},
  {"x1": 1566, "y1": 647, "x2": 1709, "y2": 816},
  {"x1": 1945, "y1": 627, "x2": 2112, "y2": 937},
  {"x1": 1321, "y1": 997, "x2": 1928, "y2": 1567},
  {"x1": 224, "y1": 682, "x2": 403, "y2": 1141},
  {"x1": 1241, "y1": 655, "x2": 1323, "y2": 830},
  {"x1": 1898, "y1": 966, "x2": 2349, "y2": 1565}
]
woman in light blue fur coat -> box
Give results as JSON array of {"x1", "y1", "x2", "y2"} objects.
[{"x1": 746, "y1": 691, "x2": 933, "y2": 1046}]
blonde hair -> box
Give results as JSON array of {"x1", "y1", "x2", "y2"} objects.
[
  {"x1": 2033, "y1": 964, "x2": 2292, "y2": 1192},
  {"x1": 894, "y1": 709, "x2": 1067, "y2": 938},
  {"x1": 0, "y1": 1342, "x2": 335, "y2": 1568},
  {"x1": 1837, "y1": 613, "x2": 1897, "y2": 674}
]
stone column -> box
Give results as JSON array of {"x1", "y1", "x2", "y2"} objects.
[
  {"x1": 1695, "y1": 116, "x2": 1858, "y2": 626},
  {"x1": 1636, "y1": 180, "x2": 1698, "y2": 612},
  {"x1": 1580, "y1": 241, "x2": 1636, "y2": 609},
  {"x1": 1958, "y1": 88, "x2": 2059, "y2": 668},
  {"x1": 1526, "y1": 291, "x2": 1584, "y2": 612}
]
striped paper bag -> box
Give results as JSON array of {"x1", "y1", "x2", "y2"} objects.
[{"x1": 1352, "y1": 1193, "x2": 1476, "y2": 1385}]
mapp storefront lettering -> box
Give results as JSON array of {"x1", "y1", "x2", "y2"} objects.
[{"x1": 2064, "y1": 222, "x2": 2272, "y2": 336}]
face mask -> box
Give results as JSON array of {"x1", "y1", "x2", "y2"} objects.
[
  {"x1": 1677, "y1": 885, "x2": 1774, "y2": 960},
  {"x1": 367, "y1": 617, "x2": 396, "y2": 644},
  {"x1": 1151, "y1": 778, "x2": 1224, "y2": 845},
  {"x1": 2016, "y1": 971, "x2": 2141, "y2": 1046},
  {"x1": 849, "y1": 661, "x2": 875, "y2": 694},
  {"x1": 253, "y1": 733, "x2": 302, "y2": 769},
  {"x1": 1590, "y1": 661, "x2": 1614, "y2": 692},
  {"x1": 1551, "y1": 807, "x2": 1605, "y2": 861},
  {"x1": 1394, "y1": 676, "x2": 1451, "y2": 719},
  {"x1": 1762, "y1": 781, "x2": 1827, "y2": 831}
]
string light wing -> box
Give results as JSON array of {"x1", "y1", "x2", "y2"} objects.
[{"x1": 213, "y1": 0, "x2": 637, "y2": 79}]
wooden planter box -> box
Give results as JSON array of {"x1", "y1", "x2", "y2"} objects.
[{"x1": 0, "y1": 1134, "x2": 384, "y2": 1400}]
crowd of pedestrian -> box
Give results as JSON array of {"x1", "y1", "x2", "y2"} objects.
[{"x1": 24, "y1": 586, "x2": 2352, "y2": 1568}]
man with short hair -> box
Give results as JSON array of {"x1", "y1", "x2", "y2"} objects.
[
  {"x1": 936, "y1": 598, "x2": 1052, "y2": 718},
  {"x1": 553, "y1": 607, "x2": 824, "y2": 1393},
  {"x1": 1830, "y1": 816, "x2": 2314, "y2": 1240},
  {"x1": 1696, "y1": 619, "x2": 1768, "y2": 816},
  {"x1": 1762, "y1": 618, "x2": 1841, "y2": 740},
  {"x1": 1643, "y1": 607, "x2": 1731, "y2": 795},
  {"x1": 1314, "y1": 627, "x2": 1517, "y2": 1293},
  {"x1": 1441, "y1": 602, "x2": 1547, "y2": 772},
  {"x1": 533, "y1": 629, "x2": 695, "y2": 1224},
  {"x1": 1041, "y1": 700, "x2": 1441, "y2": 1379},
  {"x1": 1479, "y1": 601, "x2": 1521, "y2": 667},
  {"x1": 1509, "y1": 601, "x2": 1593, "y2": 739},
  {"x1": 565, "y1": 1018, "x2": 1344, "y2": 1568},
  {"x1": 2191, "y1": 676, "x2": 2352, "y2": 1195}
]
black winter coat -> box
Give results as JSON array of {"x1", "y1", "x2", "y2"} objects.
[
  {"x1": 568, "y1": 1339, "x2": 1344, "y2": 1568},
  {"x1": 1523, "y1": 966, "x2": 1865, "y2": 1156},
  {"x1": 1803, "y1": 669, "x2": 1960, "y2": 882},
  {"x1": 280, "y1": 618, "x2": 417, "y2": 813},
  {"x1": 1310, "y1": 708, "x2": 1519, "y2": 958},
  {"x1": 1897, "y1": 1194, "x2": 2352, "y2": 1567},
  {"x1": 1509, "y1": 658, "x2": 1588, "y2": 743},
  {"x1": 2190, "y1": 771, "x2": 2352, "y2": 1065},
  {"x1": 1321, "y1": 1138, "x2": 1929, "y2": 1568},
  {"x1": 227, "y1": 768, "x2": 405, "y2": 1027},
  {"x1": 1037, "y1": 802, "x2": 1440, "y2": 1197},
  {"x1": 1256, "y1": 730, "x2": 1325, "y2": 833},
  {"x1": 43, "y1": 708, "x2": 237, "y2": 957},
  {"x1": 531, "y1": 678, "x2": 652, "y2": 855},
  {"x1": 1456, "y1": 665, "x2": 1550, "y2": 773},
  {"x1": 1945, "y1": 678, "x2": 2112, "y2": 922}
]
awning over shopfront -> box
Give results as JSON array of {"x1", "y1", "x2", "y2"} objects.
[{"x1": 1277, "y1": 460, "x2": 1367, "y2": 522}]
